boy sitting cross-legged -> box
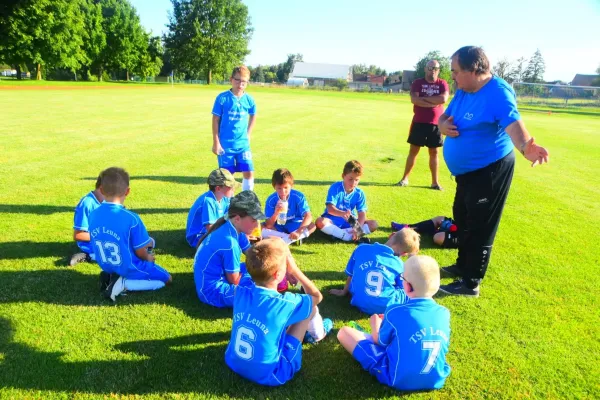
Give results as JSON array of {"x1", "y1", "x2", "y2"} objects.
[
  {"x1": 225, "y1": 238, "x2": 333, "y2": 386},
  {"x1": 330, "y1": 228, "x2": 420, "y2": 315},
  {"x1": 337, "y1": 255, "x2": 451, "y2": 391}
]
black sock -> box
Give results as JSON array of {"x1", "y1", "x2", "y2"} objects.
[{"x1": 409, "y1": 220, "x2": 436, "y2": 236}]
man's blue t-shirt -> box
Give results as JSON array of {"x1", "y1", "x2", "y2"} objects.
[
  {"x1": 212, "y1": 90, "x2": 256, "y2": 151},
  {"x1": 73, "y1": 191, "x2": 102, "y2": 254},
  {"x1": 88, "y1": 202, "x2": 152, "y2": 276},
  {"x1": 322, "y1": 181, "x2": 367, "y2": 227},
  {"x1": 345, "y1": 243, "x2": 408, "y2": 315},
  {"x1": 193, "y1": 220, "x2": 251, "y2": 307},
  {"x1": 186, "y1": 191, "x2": 230, "y2": 247},
  {"x1": 264, "y1": 189, "x2": 310, "y2": 229},
  {"x1": 225, "y1": 284, "x2": 313, "y2": 386},
  {"x1": 443, "y1": 76, "x2": 520, "y2": 175},
  {"x1": 379, "y1": 298, "x2": 451, "y2": 391}
]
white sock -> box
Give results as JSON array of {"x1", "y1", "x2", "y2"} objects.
[
  {"x1": 242, "y1": 178, "x2": 254, "y2": 191},
  {"x1": 321, "y1": 224, "x2": 353, "y2": 241},
  {"x1": 124, "y1": 279, "x2": 166, "y2": 291},
  {"x1": 261, "y1": 228, "x2": 292, "y2": 244},
  {"x1": 308, "y1": 307, "x2": 326, "y2": 340},
  {"x1": 362, "y1": 224, "x2": 371, "y2": 235},
  {"x1": 298, "y1": 228, "x2": 311, "y2": 240}
]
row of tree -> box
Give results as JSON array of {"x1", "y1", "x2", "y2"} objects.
[
  {"x1": 493, "y1": 49, "x2": 546, "y2": 84},
  {"x1": 0, "y1": 0, "x2": 163, "y2": 81}
]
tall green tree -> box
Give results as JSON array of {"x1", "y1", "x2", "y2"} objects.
[
  {"x1": 414, "y1": 50, "x2": 451, "y2": 83},
  {"x1": 523, "y1": 49, "x2": 545, "y2": 83},
  {"x1": 165, "y1": 0, "x2": 253, "y2": 84},
  {"x1": 79, "y1": 0, "x2": 106, "y2": 80},
  {"x1": 135, "y1": 35, "x2": 164, "y2": 79},
  {"x1": 493, "y1": 58, "x2": 515, "y2": 83},
  {"x1": 277, "y1": 53, "x2": 302, "y2": 82},
  {"x1": 511, "y1": 57, "x2": 527, "y2": 83}
]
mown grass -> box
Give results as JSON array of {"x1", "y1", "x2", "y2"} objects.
[{"x1": 0, "y1": 83, "x2": 599, "y2": 399}]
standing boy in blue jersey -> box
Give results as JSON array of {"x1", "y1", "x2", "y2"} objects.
[
  {"x1": 225, "y1": 238, "x2": 333, "y2": 386},
  {"x1": 337, "y1": 255, "x2": 451, "y2": 391},
  {"x1": 186, "y1": 168, "x2": 239, "y2": 248},
  {"x1": 330, "y1": 228, "x2": 420, "y2": 315},
  {"x1": 70, "y1": 174, "x2": 104, "y2": 266},
  {"x1": 262, "y1": 168, "x2": 316, "y2": 245},
  {"x1": 316, "y1": 160, "x2": 378, "y2": 242},
  {"x1": 89, "y1": 167, "x2": 172, "y2": 302},
  {"x1": 212, "y1": 65, "x2": 257, "y2": 191}
]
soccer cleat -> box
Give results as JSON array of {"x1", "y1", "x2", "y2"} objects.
[
  {"x1": 438, "y1": 280, "x2": 480, "y2": 298},
  {"x1": 357, "y1": 237, "x2": 371, "y2": 244},
  {"x1": 103, "y1": 274, "x2": 126, "y2": 302},
  {"x1": 390, "y1": 222, "x2": 408, "y2": 232},
  {"x1": 440, "y1": 264, "x2": 463, "y2": 278},
  {"x1": 304, "y1": 318, "x2": 333, "y2": 344},
  {"x1": 99, "y1": 271, "x2": 111, "y2": 292},
  {"x1": 69, "y1": 252, "x2": 90, "y2": 267}
]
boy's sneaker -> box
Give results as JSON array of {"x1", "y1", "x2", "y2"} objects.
[
  {"x1": 438, "y1": 280, "x2": 480, "y2": 298},
  {"x1": 304, "y1": 318, "x2": 333, "y2": 344},
  {"x1": 99, "y1": 271, "x2": 111, "y2": 292},
  {"x1": 103, "y1": 274, "x2": 126, "y2": 302},
  {"x1": 390, "y1": 222, "x2": 408, "y2": 232},
  {"x1": 357, "y1": 237, "x2": 371, "y2": 244},
  {"x1": 440, "y1": 264, "x2": 463, "y2": 278},
  {"x1": 69, "y1": 252, "x2": 90, "y2": 267}
]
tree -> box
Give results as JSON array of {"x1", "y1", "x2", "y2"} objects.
[
  {"x1": 523, "y1": 49, "x2": 545, "y2": 83},
  {"x1": 135, "y1": 35, "x2": 163, "y2": 79},
  {"x1": 165, "y1": 0, "x2": 253, "y2": 84},
  {"x1": 352, "y1": 64, "x2": 386, "y2": 76},
  {"x1": 511, "y1": 57, "x2": 527, "y2": 83},
  {"x1": 278, "y1": 53, "x2": 302, "y2": 82},
  {"x1": 79, "y1": 0, "x2": 106, "y2": 80},
  {"x1": 493, "y1": 58, "x2": 515, "y2": 83},
  {"x1": 593, "y1": 64, "x2": 600, "y2": 86},
  {"x1": 264, "y1": 71, "x2": 276, "y2": 82},
  {"x1": 414, "y1": 50, "x2": 451, "y2": 83},
  {"x1": 253, "y1": 65, "x2": 265, "y2": 82}
]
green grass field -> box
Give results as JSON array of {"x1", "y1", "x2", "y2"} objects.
[{"x1": 1, "y1": 83, "x2": 599, "y2": 399}]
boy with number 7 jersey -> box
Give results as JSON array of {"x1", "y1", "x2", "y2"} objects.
[{"x1": 337, "y1": 255, "x2": 451, "y2": 391}]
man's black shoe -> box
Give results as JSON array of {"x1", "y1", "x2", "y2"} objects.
[{"x1": 438, "y1": 280, "x2": 480, "y2": 298}]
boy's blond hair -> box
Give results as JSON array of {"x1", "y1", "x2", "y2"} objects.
[
  {"x1": 231, "y1": 65, "x2": 250, "y2": 79},
  {"x1": 246, "y1": 238, "x2": 287, "y2": 285},
  {"x1": 343, "y1": 160, "x2": 363, "y2": 176},
  {"x1": 404, "y1": 255, "x2": 440, "y2": 297},
  {"x1": 100, "y1": 167, "x2": 129, "y2": 197},
  {"x1": 389, "y1": 228, "x2": 420, "y2": 255}
]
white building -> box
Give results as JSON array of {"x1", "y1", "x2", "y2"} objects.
[{"x1": 290, "y1": 62, "x2": 352, "y2": 86}]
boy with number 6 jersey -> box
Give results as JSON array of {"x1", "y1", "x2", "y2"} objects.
[
  {"x1": 89, "y1": 167, "x2": 172, "y2": 302},
  {"x1": 225, "y1": 238, "x2": 332, "y2": 386},
  {"x1": 330, "y1": 228, "x2": 420, "y2": 315},
  {"x1": 337, "y1": 255, "x2": 451, "y2": 391}
]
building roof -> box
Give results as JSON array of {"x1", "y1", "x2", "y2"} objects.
[
  {"x1": 290, "y1": 62, "x2": 352, "y2": 80},
  {"x1": 571, "y1": 74, "x2": 599, "y2": 86}
]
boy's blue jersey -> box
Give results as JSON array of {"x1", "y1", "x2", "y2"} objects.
[
  {"x1": 264, "y1": 189, "x2": 310, "y2": 227},
  {"x1": 186, "y1": 191, "x2": 230, "y2": 247},
  {"x1": 73, "y1": 191, "x2": 102, "y2": 253},
  {"x1": 379, "y1": 299, "x2": 451, "y2": 391},
  {"x1": 88, "y1": 202, "x2": 152, "y2": 276},
  {"x1": 212, "y1": 90, "x2": 256, "y2": 150},
  {"x1": 225, "y1": 284, "x2": 313, "y2": 386},
  {"x1": 322, "y1": 181, "x2": 367, "y2": 225},
  {"x1": 193, "y1": 220, "x2": 251, "y2": 307},
  {"x1": 345, "y1": 243, "x2": 408, "y2": 315}
]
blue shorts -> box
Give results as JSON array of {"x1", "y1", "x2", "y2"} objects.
[
  {"x1": 267, "y1": 335, "x2": 303, "y2": 386},
  {"x1": 321, "y1": 213, "x2": 352, "y2": 229},
  {"x1": 353, "y1": 339, "x2": 391, "y2": 386},
  {"x1": 123, "y1": 261, "x2": 171, "y2": 282},
  {"x1": 274, "y1": 220, "x2": 303, "y2": 234},
  {"x1": 218, "y1": 148, "x2": 254, "y2": 173}
]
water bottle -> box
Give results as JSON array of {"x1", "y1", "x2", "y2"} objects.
[{"x1": 277, "y1": 200, "x2": 288, "y2": 225}]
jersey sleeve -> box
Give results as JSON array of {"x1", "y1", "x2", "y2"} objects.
[
  {"x1": 211, "y1": 95, "x2": 223, "y2": 117},
  {"x1": 248, "y1": 96, "x2": 256, "y2": 115},
  {"x1": 441, "y1": 79, "x2": 449, "y2": 94},
  {"x1": 378, "y1": 313, "x2": 395, "y2": 346},
  {"x1": 493, "y1": 84, "x2": 521, "y2": 129},
  {"x1": 355, "y1": 190, "x2": 367, "y2": 213},
  {"x1": 73, "y1": 200, "x2": 90, "y2": 231},
  {"x1": 410, "y1": 79, "x2": 421, "y2": 94},
  {"x1": 345, "y1": 248, "x2": 357, "y2": 276},
  {"x1": 264, "y1": 195, "x2": 276, "y2": 218},
  {"x1": 223, "y1": 237, "x2": 242, "y2": 273},
  {"x1": 325, "y1": 184, "x2": 338, "y2": 206},
  {"x1": 285, "y1": 293, "x2": 314, "y2": 326},
  {"x1": 297, "y1": 192, "x2": 310, "y2": 216},
  {"x1": 201, "y1": 199, "x2": 219, "y2": 226},
  {"x1": 238, "y1": 232, "x2": 251, "y2": 252},
  {"x1": 131, "y1": 215, "x2": 152, "y2": 249}
]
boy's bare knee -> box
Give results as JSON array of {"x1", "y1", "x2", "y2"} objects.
[
  {"x1": 433, "y1": 232, "x2": 445, "y2": 246},
  {"x1": 367, "y1": 220, "x2": 378, "y2": 232},
  {"x1": 315, "y1": 217, "x2": 328, "y2": 229},
  {"x1": 337, "y1": 326, "x2": 349, "y2": 341}
]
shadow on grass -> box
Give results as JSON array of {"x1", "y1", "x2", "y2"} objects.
[
  {"x1": 0, "y1": 204, "x2": 188, "y2": 215},
  {"x1": 0, "y1": 230, "x2": 191, "y2": 262},
  {"x1": 82, "y1": 176, "x2": 396, "y2": 187},
  {"x1": 0, "y1": 316, "x2": 410, "y2": 398}
]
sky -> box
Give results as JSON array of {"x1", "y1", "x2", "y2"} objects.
[{"x1": 130, "y1": 0, "x2": 600, "y2": 82}]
